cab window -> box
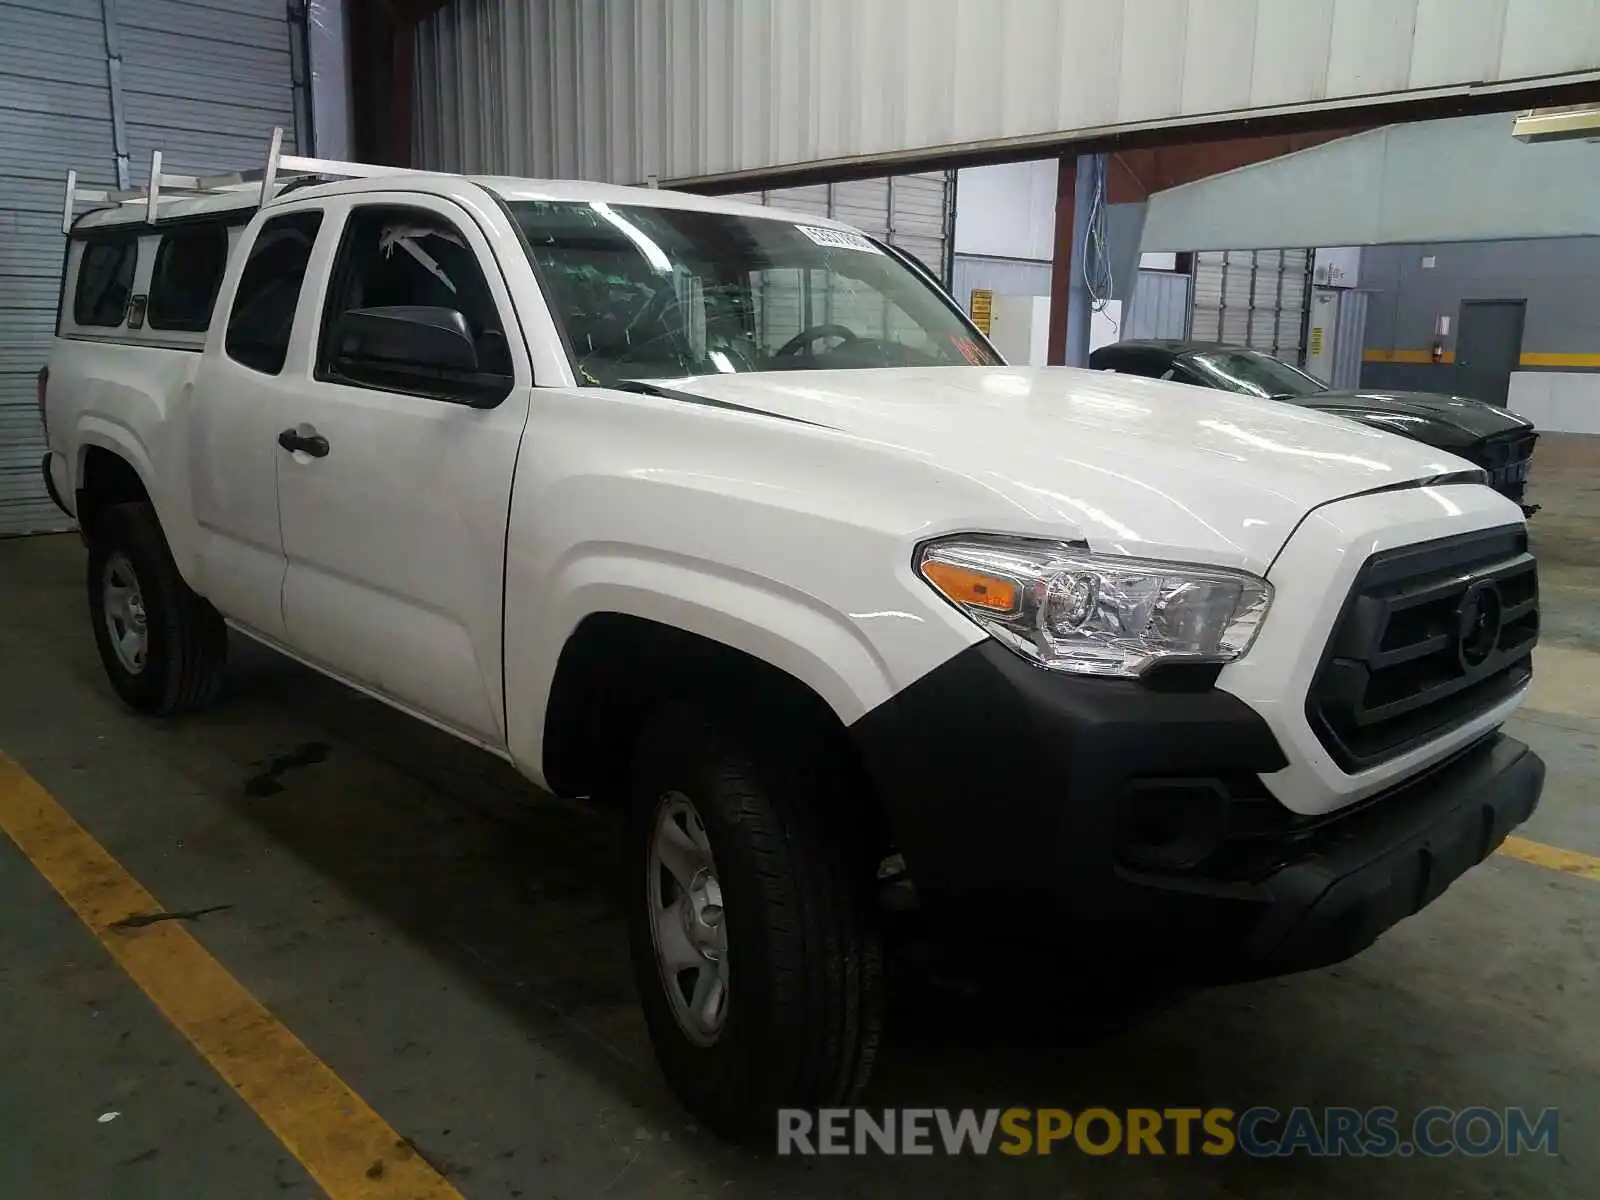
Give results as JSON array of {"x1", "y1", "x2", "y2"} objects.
[
  {"x1": 73, "y1": 235, "x2": 137, "y2": 327},
  {"x1": 225, "y1": 212, "x2": 324, "y2": 375},
  {"x1": 316, "y1": 205, "x2": 512, "y2": 405},
  {"x1": 148, "y1": 222, "x2": 231, "y2": 331}
]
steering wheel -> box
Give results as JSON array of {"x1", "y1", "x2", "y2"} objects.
[{"x1": 775, "y1": 323, "x2": 859, "y2": 358}]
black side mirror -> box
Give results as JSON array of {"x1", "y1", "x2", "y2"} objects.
[{"x1": 332, "y1": 305, "x2": 479, "y2": 373}]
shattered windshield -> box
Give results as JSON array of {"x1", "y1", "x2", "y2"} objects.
[
  {"x1": 507, "y1": 200, "x2": 998, "y2": 386},
  {"x1": 1182, "y1": 349, "x2": 1328, "y2": 399}
]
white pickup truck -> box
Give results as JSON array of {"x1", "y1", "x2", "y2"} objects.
[{"x1": 40, "y1": 141, "x2": 1544, "y2": 1141}]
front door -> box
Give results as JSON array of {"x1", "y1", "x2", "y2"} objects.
[
  {"x1": 1456, "y1": 299, "x2": 1525, "y2": 407},
  {"x1": 275, "y1": 196, "x2": 532, "y2": 746}
]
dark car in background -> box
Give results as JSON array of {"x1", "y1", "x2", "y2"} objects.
[{"x1": 1089, "y1": 340, "x2": 1539, "y2": 513}]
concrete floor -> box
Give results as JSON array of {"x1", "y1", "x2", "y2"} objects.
[{"x1": 1, "y1": 440, "x2": 1597, "y2": 1199}]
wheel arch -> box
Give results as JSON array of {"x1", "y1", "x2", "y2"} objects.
[
  {"x1": 540, "y1": 612, "x2": 893, "y2": 855},
  {"x1": 72, "y1": 419, "x2": 201, "y2": 582},
  {"x1": 75, "y1": 438, "x2": 154, "y2": 539}
]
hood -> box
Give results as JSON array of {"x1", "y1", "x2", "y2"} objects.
[
  {"x1": 1295, "y1": 389, "x2": 1534, "y2": 443},
  {"x1": 645, "y1": 367, "x2": 1483, "y2": 575}
]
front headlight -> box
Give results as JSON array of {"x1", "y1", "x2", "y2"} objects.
[{"x1": 917, "y1": 537, "x2": 1272, "y2": 678}]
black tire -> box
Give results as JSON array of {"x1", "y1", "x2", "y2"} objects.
[
  {"x1": 624, "y1": 701, "x2": 882, "y2": 1144},
  {"x1": 86, "y1": 501, "x2": 227, "y2": 715}
]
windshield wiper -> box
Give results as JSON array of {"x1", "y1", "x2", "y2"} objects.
[{"x1": 612, "y1": 380, "x2": 837, "y2": 429}]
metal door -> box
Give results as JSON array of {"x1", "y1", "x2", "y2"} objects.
[{"x1": 1456, "y1": 300, "x2": 1526, "y2": 407}]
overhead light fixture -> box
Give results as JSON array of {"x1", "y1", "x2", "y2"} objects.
[{"x1": 1512, "y1": 104, "x2": 1600, "y2": 144}]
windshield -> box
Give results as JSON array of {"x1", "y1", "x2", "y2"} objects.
[
  {"x1": 507, "y1": 200, "x2": 998, "y2": 385},
  {"x1": 1182, "y1": 349, "x2": 1327, "y2": 399}
]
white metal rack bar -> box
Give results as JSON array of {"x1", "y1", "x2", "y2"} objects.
[{"x1": 62, "y1": 126, "x2": 438, "y2": 233}]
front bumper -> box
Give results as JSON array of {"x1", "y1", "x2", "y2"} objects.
[
  {"x1": 1226, "y1": 730, "x2": 1541, "y2": 979},
  {"x1": 850, "y1": 641, "x2": 1543, "y2": 983}
]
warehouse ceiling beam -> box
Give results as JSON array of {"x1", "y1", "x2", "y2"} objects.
[
  {"x1": 1105, "y1": 129, "x2": 1368, "y2": 202},
  {"x1": 679, "y1": 78, "x2": 1600, "y2": 195}
]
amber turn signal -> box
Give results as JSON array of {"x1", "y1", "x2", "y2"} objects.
[{"x1": 920, "y1": 559, "x2": 1020, "y2": 613}]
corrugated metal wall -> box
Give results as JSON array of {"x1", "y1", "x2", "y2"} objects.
[
  {"x1": 120, "y1": 0, "x2": 299, "y2": 180},
  {"x1": 0, "y1": 0, "x2": 297, "y2": 536},
  {"x1": 951, "y1": 255, "x2": 1054, "y2": 313},
  {"x1": 1, "y1": 0, "x2": 110, "y2": 536},
  {"x1": 1331, "y1": 289, "x2": 1367, "y2": 390},
  {"x1": 1189, "y1": 250, "x2": 1311, "y2": 362},
  {"x1": 945, "y1": 258, "x2": 1192, "y2": 344},
  {"x1": 1123, "y1": 270, "x2": 1191, "y2": 341},
  {"x1": 414, "y1": 0, "x2": 1600, "y2": 186}
]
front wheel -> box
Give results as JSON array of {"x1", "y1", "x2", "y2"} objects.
[
  {"x1": 86, "y1": 502, "x2": 227, "y2": 715},
  {"x1": 624, "y1": 702, "x2": 882, "y2": 1143}
]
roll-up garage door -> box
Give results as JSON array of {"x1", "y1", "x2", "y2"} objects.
[
  {"x1": 723, "y1": 172, "x2": 954, "y2": 362},
  {"x1": 0, "y1": 0, "x2": 299, "y2": 537},
  {"x1": 728, "y1": 172, "x2": 953, "y2": 284},
  {"x1": 1188, "y1": 249, "x2": 1312, "y2": 365}
]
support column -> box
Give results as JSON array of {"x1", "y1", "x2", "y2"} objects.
[
  {"x1": 1067, "y1": 155, "x2": 1099, "y2": 366},
  {"x1": 1048, "y1": 154, "x2": 1098, "y2": 367},
  {"x1": 1046, "y1": 155, "x2": 1076, "y2": 366}
]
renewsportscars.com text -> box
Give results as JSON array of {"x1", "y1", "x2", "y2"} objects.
[{"x1": 777, "y1": 1106, "x2": 1559, "y2": 1158}]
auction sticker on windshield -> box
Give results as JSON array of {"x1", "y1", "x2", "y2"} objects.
[{"x1": 795, "y1": 225, "x2": 883, "y2": 253}]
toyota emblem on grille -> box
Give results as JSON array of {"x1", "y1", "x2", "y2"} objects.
[{"x1": 1457, "y1": 581, "x2": 1503, "y2": 670}]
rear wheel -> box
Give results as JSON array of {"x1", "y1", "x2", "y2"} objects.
[
  {"x1": 624, "y1": 702, "x2": 882, "y2": 1143},
  {"x1": 87, "y1": 502, "x2": 227, "y2": 715}
]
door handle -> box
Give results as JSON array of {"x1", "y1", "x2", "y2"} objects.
[{"x1": 277, "y1": 428, "x2": 330, "y2": 458}]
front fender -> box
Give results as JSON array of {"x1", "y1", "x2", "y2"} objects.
[{"x1": 504, "y1": 545, "x2": 980, "y2": 788}]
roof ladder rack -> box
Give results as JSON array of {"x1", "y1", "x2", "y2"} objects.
[
  {"x1": 62, "y1": 127, "x2": 439, "y2": 233},
  {"x1": 61, "y1": 170, "x2": 155, "y2": 233},
  {"x1": 265, "y1": 126, "x2": 433, "y2": 196}
]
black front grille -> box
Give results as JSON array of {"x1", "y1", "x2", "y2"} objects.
[{"x1": 1307, "y1": 526, "x2": 1537, "y2": 773}]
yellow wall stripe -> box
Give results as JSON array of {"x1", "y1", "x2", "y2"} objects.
[
  {"x1": 0, "y1": 752, "x2": 465, "y2": 1200},
  {"x1": 1516, "y1": 351, "x2": 1600, "y2": 368},
  {"x1": 1363, "y1": 348, "x2": 1450, "y2": 364},
  {"x1": 1362, "y1": 348, "x2": 1600, "y2": 369},
  {"x1": 1499, "y1": 835, "x2": 1600, "y2": 882}
]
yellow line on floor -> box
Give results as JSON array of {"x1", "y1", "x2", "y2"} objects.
[
  {"x1": 0, "y1": 751, "x2": 464, "y2": 1200},
  {"x1": 1500, "y1": 835, "x2": 1600, "y2": 882}
]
